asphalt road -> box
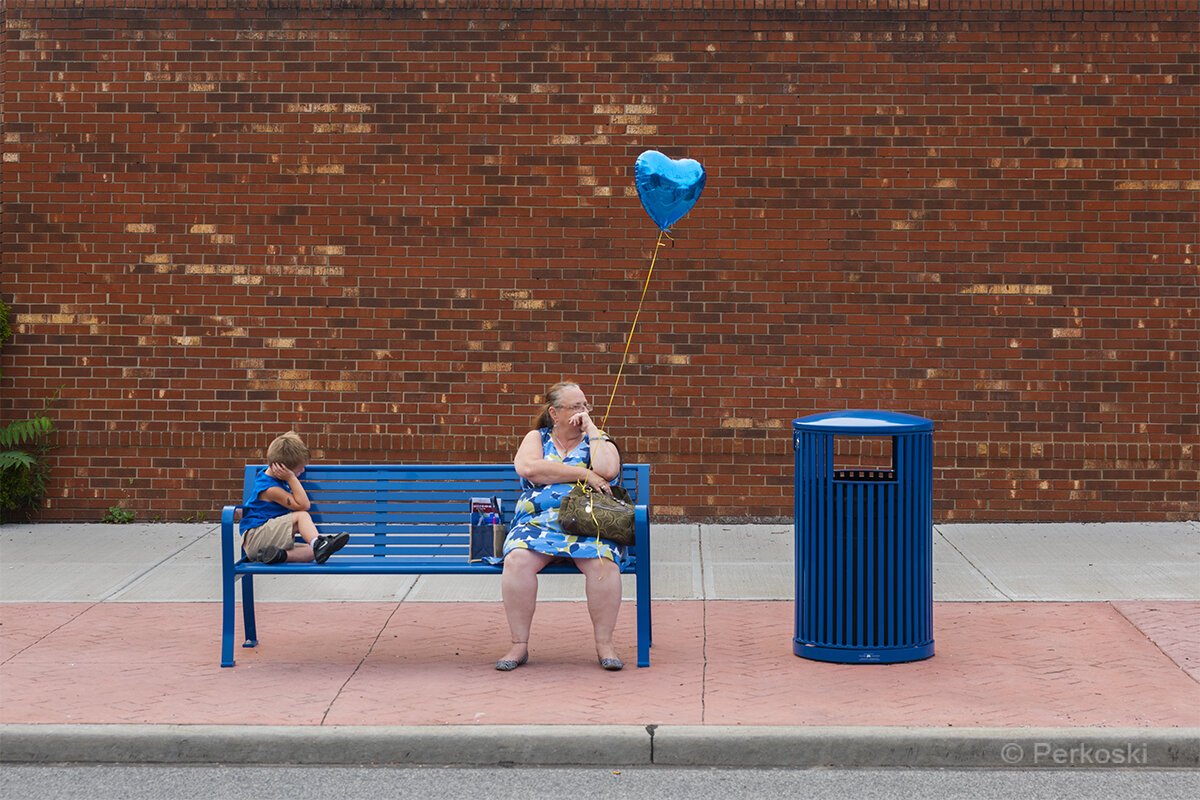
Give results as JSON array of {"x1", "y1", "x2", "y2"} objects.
[{"x1": 3, "y1": 765, "x2": 1198, "y2": 800}]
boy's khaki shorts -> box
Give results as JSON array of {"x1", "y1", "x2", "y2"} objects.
[{"x1": 241, "y1": 514, "x2": 296, "y2": 560}]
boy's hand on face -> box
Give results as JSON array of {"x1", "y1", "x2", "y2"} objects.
[{"x1": 267, "y1": 462, "x2": 297, "y2": 482}]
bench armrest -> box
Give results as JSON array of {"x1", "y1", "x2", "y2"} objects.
[
  {"x1": 633, "y1": 502, "x2": 650, "y2": 559},
  {"x1": 221, "y1": 505, "x2": 243, "y2": 565}
]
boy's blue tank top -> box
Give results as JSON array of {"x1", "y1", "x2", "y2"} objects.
[{"x1": 239, "y1": 469, "x2": 292, "y2": 532}]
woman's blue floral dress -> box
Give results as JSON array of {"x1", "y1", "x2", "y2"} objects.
[{"x1": 502, "y1": 428, "x2": 624, "y2": 563}]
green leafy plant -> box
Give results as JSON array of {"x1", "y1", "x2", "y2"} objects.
[
  {"x1": 0, "y1": 417, "x2": 53, "y2": 469},
  {"x1": 0, "y1": 418, "x2": 55, "y2": 521},
  {"x1": 103, "y1": 505, "x2": 136, "y2": 524},
  {"x1": 1, "y1": 298, "x2": 57, "y2": 522}
]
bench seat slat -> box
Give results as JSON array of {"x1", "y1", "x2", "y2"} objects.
[
  {"x1": 237, "y1": 555, "x2": 636, "y2": 569},
  {"x1": 308, "y1": 502, "x2": 517, "y2": 515},
  {"x1": 236, "y1": 561, "x2": 600, "y2": 575}
]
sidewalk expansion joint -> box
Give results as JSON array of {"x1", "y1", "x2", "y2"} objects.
[
  {"x1": 1110, "y1": 601, "x2": 1199, "y2": 685},
  {"x1": 101, "y1": 528, "x2": 214, "y2": 602},
  {"x1": 320, "y1": 601, "x2": 404, "y2": 725},
  {"x1": 1, "y1": 604, "x2": 95, "y2": 667},
  {"x1": 935, "y1": 525, "x2": 1013, "y2": 600}
]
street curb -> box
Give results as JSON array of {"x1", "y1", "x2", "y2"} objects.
[
  {"x1": 651, "y1": 726, "x2": 1200, "y2": 768},
  {"x1": 0, "y1": 725, "x2": 650, "y2": 767},
  {"x1": 2, "y1": 725, "x2": 1197, "y2": 768}
]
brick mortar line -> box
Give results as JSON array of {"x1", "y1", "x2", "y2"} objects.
[
  {"x1": 6, "y1": 7, "x2": 1200, "y2": 28},
  {"x1": 6, "y1": 1, "x2": 1197, "y2": 14},
  {"x1": 49, "y1": 431, "x2": 1200, "y2": 462}
]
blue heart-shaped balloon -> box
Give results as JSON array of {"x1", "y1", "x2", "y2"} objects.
[{"x1": 635, "y1": 150, "x2": 706, "y2": 232}]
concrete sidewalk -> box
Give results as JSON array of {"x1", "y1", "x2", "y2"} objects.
[{"x1": 1, "y1": 521, "x2": 1198, "y2": 767}]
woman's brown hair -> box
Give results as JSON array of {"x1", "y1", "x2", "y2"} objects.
[{"x1": 532, "y1": 382, "x2": 579, "y2": 429}]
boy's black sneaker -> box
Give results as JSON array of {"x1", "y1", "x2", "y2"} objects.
[
  {"x1": 256, "y1": 545, "x2": 287, "y2": 564},
  {"x1": 313, "y1": 532, "x2": 350, "y2": 564}
]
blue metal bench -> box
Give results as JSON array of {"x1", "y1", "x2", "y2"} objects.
[{"x1": 220, "y1": 463, "x2": 652, "y2": 668}]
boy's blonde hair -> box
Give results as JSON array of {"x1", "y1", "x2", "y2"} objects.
[{"x1": 266, "y1": 431, "x2": 309, "y2": 468}]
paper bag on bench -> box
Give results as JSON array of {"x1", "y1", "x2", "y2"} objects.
[{"x1": 468, "y1": 496, "x2": 506, "y2": 562}]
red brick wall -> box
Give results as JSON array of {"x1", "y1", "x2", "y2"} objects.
[{"x1": 2, "y1": 1, "x2": 1197, "y2": 522}]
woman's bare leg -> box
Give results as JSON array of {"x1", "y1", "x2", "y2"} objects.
[
  {"x1": 576, "y1": 556, "x2": 622, "y2": 662},
  {"x1": 500, "y1": 548, "x2": 554, "y2": 662}
]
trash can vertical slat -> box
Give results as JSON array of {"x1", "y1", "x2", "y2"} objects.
[
  {"x1": 793, "y1": 410, "x2": 935, "y2": 664},
  {"x1": 921, "y1": 432, "x2": 934, "y2": 644},
  {"x1": 815, "y1": 432, "x2": 825, "y2": 644},
  {"x1": 835, "y1": 479, "x2": 845, "y2": 645},
  {"x1": 868, "y1": 479, "x2": 878, "y2": 647},
  {"x1": 856, "y1": 481, "x2": 866, "y2": 648}
]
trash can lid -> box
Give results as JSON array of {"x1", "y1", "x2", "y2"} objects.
[{"x1": 792, "y1": 409, "x2": 933, "y2": 434}]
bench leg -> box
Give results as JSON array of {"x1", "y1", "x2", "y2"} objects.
[
  {"x1": 221, "y1": 572, "x2": 237, "y2": 668},
  {"x1": 242, "y1": 574, "x2": 258, "y2": 648},
  {"x1": 648, "y1": 595, "x2": 653, "y2": 649},
  {"x1": 636, "y1": 606, "x2": 651, "y2": 667},
  {"x1": 636, "y1": 568, "x2": 652, "y2": 668}
]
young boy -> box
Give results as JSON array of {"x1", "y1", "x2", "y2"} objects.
[{"x1": 238, "y1": 431, "x2": 349, "y2": 564}]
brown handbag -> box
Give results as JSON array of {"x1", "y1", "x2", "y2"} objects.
[{"x1": 558, "y1": 483, "x2": 636, "y2": 547}]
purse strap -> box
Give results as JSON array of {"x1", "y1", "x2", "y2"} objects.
[
  {"x1": 581, "y1": 436, "x2": 623, "y2": 486},
  {"x1": 574, "y1": 442, "x2": 603, "y2": 543},
  {"x1": 566, "y1": 435, "x2": 625, "y2": 545}
]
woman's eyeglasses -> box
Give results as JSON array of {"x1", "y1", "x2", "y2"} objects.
[{"x1": 557, "y1": 402, "x2": 593, "y2": 413}]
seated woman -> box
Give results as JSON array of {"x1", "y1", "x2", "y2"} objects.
[{"x1": 495, "y1": 381, "x2": 626, "y2": 672}]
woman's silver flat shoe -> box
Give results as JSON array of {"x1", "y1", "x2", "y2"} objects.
[
  {"x1": 598, "y1": 656, "x2": 624, "y2": 671},
  {"x1": 495, "y1": 652, "x2": 529, "y2": 671}
]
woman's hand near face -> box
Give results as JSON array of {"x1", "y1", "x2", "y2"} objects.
[{"x1": 570, "y1": 410, "x2": 601, "y2": 437}]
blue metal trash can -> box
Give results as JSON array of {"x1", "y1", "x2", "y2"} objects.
[{"x1": 792, "y1": 410, "x2": 934, "y2": 664}]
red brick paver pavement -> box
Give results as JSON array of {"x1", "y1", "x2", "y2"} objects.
[
  {"x1": 1, "y1": 601, "x2": 1196, "y2": 728},
  {"x1": 1113, "y1": 601, "x2": 1200, "y2": 682},
  {"x1": 703, "y1": 601, "x2": 1199, "y2": 727}
]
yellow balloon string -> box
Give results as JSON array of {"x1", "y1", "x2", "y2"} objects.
[{"x1": 602, "y1": 229, "x2": 668, "y2": 430}]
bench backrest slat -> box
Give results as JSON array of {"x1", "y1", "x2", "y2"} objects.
[
  {"x1": 308, "y1": 503, "x2": 503, "y2": 516},
  {"x1": 297, "y1": 489, "x2": 528, "y2": 502}
]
